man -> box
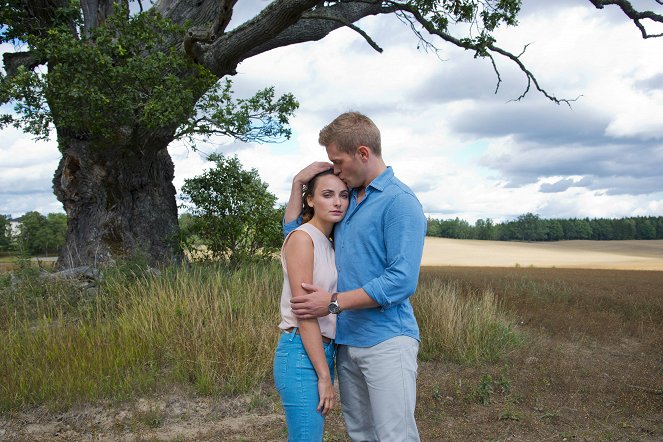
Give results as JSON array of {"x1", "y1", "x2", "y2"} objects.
[{"x1": 284, "y1": 111, "x2": 427, "y2": 441}]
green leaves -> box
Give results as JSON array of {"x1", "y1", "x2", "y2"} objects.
[
  {"x1": 176, "y1": 78, "x2": 299, "y2": 144},
  {"x1": 0, "y1": 214, "x2": 12, "y2": 252},
  {"x1": 2, "y1": 2, "x2": 298, "y2": 149},
  {"x1": 40, "y1": 9, "x2": 212, "y2": 145},
  {"x1": 179, "y1": 154, "x2": 283, "y2": 266},
  {"x1": 2, "y1": 6, "x2": 206, "y2": 144},
  {"x1": 0, "y1": 0, "x2": 80, "y2": 43},
  {"x1": 15, "y1": 211, "x2": 67, "y2": 256},
  {"x1": 408, "y1": 0, "x2": 521, "y2": 57},
  {"x1": 0, "y1": 66, "x2": 52, "y2": 139},
  {"x1": 409, "y1": 0, "x2": 520, "y2": 31}
]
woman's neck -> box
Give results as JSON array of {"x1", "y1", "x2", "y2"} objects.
[{"x1": 307, "y1": 217, "x2": 333, "y2": 238}]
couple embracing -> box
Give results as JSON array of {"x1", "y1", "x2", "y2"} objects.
[{"x1": 273, "y1": 112, "x2": 427, "y2": 441}]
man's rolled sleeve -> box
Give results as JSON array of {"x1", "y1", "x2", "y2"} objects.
[
  {"x1": 283, "y1": 217, "x2": 301, "y2": 238},
  {"x1": 361, "y1": 193, "x2": 426, "y2": 309}
]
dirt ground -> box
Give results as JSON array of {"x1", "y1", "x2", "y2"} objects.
[{"x1": 2, "y1": 241, "x2": 662, "y2": 441}]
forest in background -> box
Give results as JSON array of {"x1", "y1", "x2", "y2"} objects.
[
  {"x1": 427, "y1": 213, "x2": 663, "y2": 241},
  {"x1": 3, "y1": 211, "x2": 663, "y2": 259}
]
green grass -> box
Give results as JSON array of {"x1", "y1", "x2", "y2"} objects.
[
  {"x1": 0, "y1": 261, "x2": 518, "y2": 413},
  {"x1": 0, "y1": 262, "x2": 282, "y2": 412}
]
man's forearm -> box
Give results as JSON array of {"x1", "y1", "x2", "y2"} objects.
[
  {"x1": 293, "y1": 284, "x2": 380, "y2": 319},
  {"x1": 284, "y1": 180, "x2": 304, "y2": 224},
  {"x1": 336, "y1": 288, "x2": 379, "y2": 311},
  {"x1": 284, "y1": 162, "x2": 333, "y2": 224}
]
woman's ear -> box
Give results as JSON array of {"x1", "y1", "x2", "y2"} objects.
[{"x1": 306, "y1": 194, "x2": 314, "y2": 208}]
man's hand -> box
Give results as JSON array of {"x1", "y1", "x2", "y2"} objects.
[
  {"x1": 284, "y1": 162, "x2": 333, "y2": 224},
  {"x1": 291, "y1": 283, "x2": 331, "y2": 319}
]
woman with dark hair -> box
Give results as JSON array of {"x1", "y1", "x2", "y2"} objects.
[{"x1": 273, "y1": 168, "x2": 349, "y2": 441}]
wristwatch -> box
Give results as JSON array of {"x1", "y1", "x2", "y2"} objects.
[{"x1": 328, "y1": 292, "x2": 342, "y2": 315}]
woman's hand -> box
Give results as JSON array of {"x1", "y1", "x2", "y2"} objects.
[{"x1": 317, "y1": 376, "x2": 335, "y2": 416}]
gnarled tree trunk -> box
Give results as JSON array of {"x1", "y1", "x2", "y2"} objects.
[
  {"x1": 9, "y1": 0, "x2": 658, "y2": 268},
  {"x1": 53, "y1": 134, "x2": 181, "y2": 269}
]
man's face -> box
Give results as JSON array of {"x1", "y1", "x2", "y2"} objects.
[{"x1": 325, "y1": 143, "x2": 364, "y2": 189}]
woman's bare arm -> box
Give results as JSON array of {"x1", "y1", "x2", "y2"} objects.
[{"x1": 284, "y1": 230, "x2": 335, "y2": 414}]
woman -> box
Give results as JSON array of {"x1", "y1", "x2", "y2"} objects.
[{"x1": 274, "y1": 169, "x2": 349, "y2": 441}]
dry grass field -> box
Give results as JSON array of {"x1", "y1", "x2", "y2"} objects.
[
  {"x1": 321, "y1": 266, "x2": 663, "y2": 441},
  {"x1": 1, "y1": 240, "x2": 662, "y2": 441},
  {"x1": 422, "y1": 238, "x2": 663, "y2": 270}
]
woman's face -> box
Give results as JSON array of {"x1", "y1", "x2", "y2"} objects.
[{"x1": 307, "y1": 174, "x2": 350, "y2": 224}]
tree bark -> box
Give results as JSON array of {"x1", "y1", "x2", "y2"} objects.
[
  {"x1": 8, "y1": 0, "x2": 656, "y2": 269},
  {"x1": 52, "y1": 135, "x2": 181, "y2": 269}
]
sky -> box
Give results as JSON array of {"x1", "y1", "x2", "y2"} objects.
[{"x1": 1, "y1": 0, "x2": 663, "y2": 223}]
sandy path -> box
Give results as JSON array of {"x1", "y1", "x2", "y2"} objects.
[{"x1": 421, "y1": 238, "x2": 663, "y2": 270}]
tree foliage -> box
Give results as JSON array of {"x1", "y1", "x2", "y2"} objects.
[
  {"x1": 427, "y1": 214, "x2": 663, "y2": 241},
  {"x1": 0, "y1": 3, "x2": 298, "y2": 146},
  {"x1": 0, "y1": 215, "x2": 12, "y2": 252},
  {"x1": 4, "y1": 0, "x2": 662, "y2": 142},
  {"x1": 179, "y1": 154, "x2": 283, "y2": 266},
  {"x1": 15, "y1": 212, "x2": 68, "y2": 255},
  {"x1": 1, "y1": 0, "x2": 662, "y2": 268}
]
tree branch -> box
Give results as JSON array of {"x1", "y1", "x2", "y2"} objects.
[
  {"x1": 195, "y1": 0, "x2": 321, "y2": 75},
  {"x1": 392, "y1": 2, "x2": 578, "y2": 105},
  {"x1": 487, "y1": 53, "x2": 502, "y2": 95},
  {"x1": 587, "y1": 0, "x2": 663, "y2": 38},
  {"x1": 80, "y1": 0, "x2": 124, "y2": 38},
  {"x1": 195, "y1": 0, "x2": 385, "y2": 76},
  {"x1": 489, "y1": 43, "x2": 581, "y2": 106},
  {"x1": 302, "y1": 13, "x2": 383, "y2": 53},
  {"x1": 2, "y1": 51, "x2": 45, "y2": 78}
]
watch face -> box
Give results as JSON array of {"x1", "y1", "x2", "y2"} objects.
[{"x1": 328, "y1": 302, "x2": 341, "y2": 314}]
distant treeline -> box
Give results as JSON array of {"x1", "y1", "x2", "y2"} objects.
[
  {"x1": 1, "y1": 212, "x2": 67, "y2": 255},
  {"x1": 427, "y1": 213, "x2": 663, "y2": 241}
]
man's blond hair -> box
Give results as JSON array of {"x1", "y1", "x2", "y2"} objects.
[{"x1": 318, "y1": 111, "x2": 381, "y2": 156}]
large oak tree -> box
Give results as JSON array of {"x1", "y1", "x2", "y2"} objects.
[{"x1": 1, "y1": 0, "x2": 662, "y2": 269}]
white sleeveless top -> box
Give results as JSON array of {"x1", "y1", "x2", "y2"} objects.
[{"x1": 278, "y1": 222, "x2": 337, "y2": 339}]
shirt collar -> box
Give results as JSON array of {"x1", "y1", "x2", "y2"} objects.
[{"x1": 365, "y1": 166, "x2": 393, "y2": 192}]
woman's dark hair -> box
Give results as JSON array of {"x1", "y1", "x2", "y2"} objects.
[{"x1": 301, "y1": 169, "x2": 335, "y2": 223}]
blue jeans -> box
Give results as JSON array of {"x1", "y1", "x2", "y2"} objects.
[{"x1": 273, "y1": 329, "x2": 336, "y2": 441}]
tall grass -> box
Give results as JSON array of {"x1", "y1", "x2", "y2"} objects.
[
  {"x1": 0, "y1": 262, "x2": 282, "y2": 412},
  {"x1": 0, "y1": 261, "x2": 518, "y2": 413},
  {"x1": 414, "y1": 278, "x2": 520, "y2": 363}
]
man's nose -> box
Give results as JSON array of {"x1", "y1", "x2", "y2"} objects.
[{"x1": 333, "y1": 166, "x2": 340, "y2": 175}]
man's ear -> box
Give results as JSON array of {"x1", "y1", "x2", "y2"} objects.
[{"x1": 357, "y1": 145, "x2": 370, "y2": 162}]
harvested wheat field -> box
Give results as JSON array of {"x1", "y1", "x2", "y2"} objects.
[
  {"x1": 422, "y1": 238, "x2": 663, "y2": 270},
  {"x1": 1, "y1": 242, "x2": 662, "y2": 441}
]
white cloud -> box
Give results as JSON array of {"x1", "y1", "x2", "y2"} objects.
[{"x1": 2, "y1": 1, "x2": 663, "y2": 225}]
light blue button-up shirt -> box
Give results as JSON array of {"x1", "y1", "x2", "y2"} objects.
[{"x1": 284, "y1": 167, "x2": 427, "y2": 347}]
